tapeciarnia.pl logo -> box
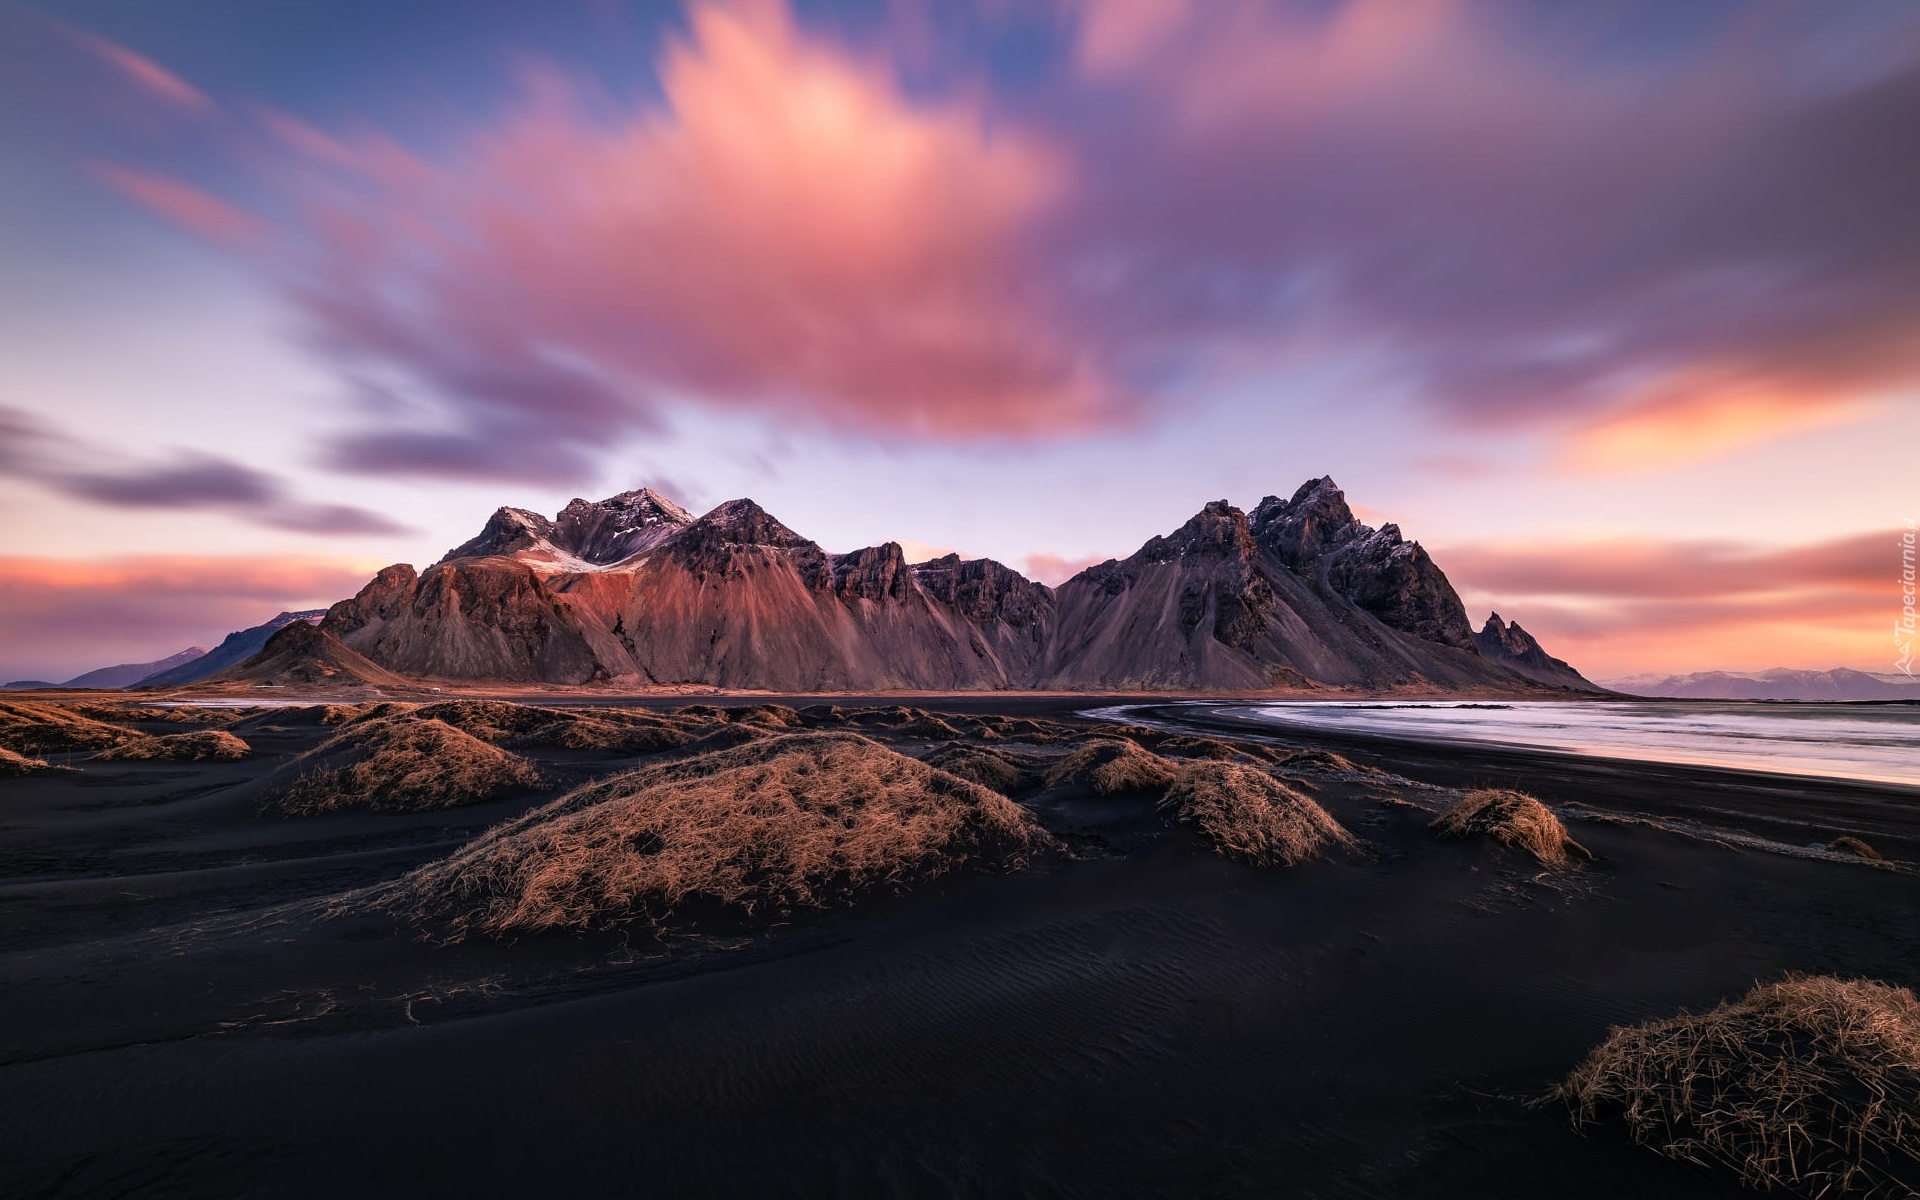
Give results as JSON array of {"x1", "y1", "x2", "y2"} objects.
[{"x1": 1899, "y1": 518, "x2": 1917, "y2": 677}]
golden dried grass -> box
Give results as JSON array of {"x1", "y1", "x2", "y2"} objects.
[
  {"x1": 0, "y1": 746, "x2": 61, "y2": 777},
  {"x1": 1043, "y1": 739, "x2": 1178, "y2": 794},
  {"x1": 1156, "y1": 736, "x2": 1242, "y2": 761},
  {"x1": 1431, "y1": 788, "x2": 1589, "y2": 867},
  {"x1": 1554, "y1": 975, "x2": 1920, "y2": 1196},
  {"x1": 1159, "y1": 761, "x2": 1355, "y2": 866},
  {"x1": 0, "y1": 701, "x2": 143, "y2": 756},
  {"x1": 63, "y1": 702, "x2": 223, "y2": 725},
  {"x1": 510, "y1": 716, "x2": 690, "y2": 754},
  {"x1": 901, "y1": 714, "x2": 965, "y2": 740},
  {"x1": 94, "y1": 729, "x2": 251, "y2": 762},
  {"x1": 1829, "y1": 836, "x2": 1885, "y2": 861},
  {"x1": 266, "y1": 716, "x2": 543, "y2": 815},
  {"x1": 391, "y1": 732, "x2": 1054, "y2": 938},
  {"x1": 921, "y1": 743, "x2": 1042, "y2": 794},
  {"x1": 1272, "y1": 747, "x2": 1371, "y2": 773}
]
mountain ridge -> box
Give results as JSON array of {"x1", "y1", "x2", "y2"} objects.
[{"x1": 305, "y1": 478, "x2": 1598, "y2": 694}]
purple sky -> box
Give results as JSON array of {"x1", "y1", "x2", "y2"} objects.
[{"x1": 1, "y1": 0, "x2": 1915, "y2": 682}]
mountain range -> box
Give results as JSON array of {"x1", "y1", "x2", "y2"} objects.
[
  {"x1": 1604, "y1": 668, "x2": 1920, "y2": 701},
  {"x1": 238, "y1": 477, "x2": 1600, "y2": 694},
  {"x1": 3, "y1": 647, "x2": 201, "y2": 691}
]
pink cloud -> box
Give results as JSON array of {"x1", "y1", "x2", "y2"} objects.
[
  {"x1": 89, "y1": 162, "x2": 260, "y2": 243},
  {"x1": 1438, "y1": 530, "x2": 1898, "y2": 674},
  {"x1": 1022, "y1": 551, "x2": 1109, "y2": 586},
  {"x1": 63, "y1": 26, "x2": 212, "y2": 112},
  {"x1": 272, "y1": 1, "x2": 1103, "y2": 479}
]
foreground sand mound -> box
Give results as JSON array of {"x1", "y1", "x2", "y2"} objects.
[
  {"x1": 265, "y1": 717, "x2": 543, "y2": 815},
  {"x1": 391, "y1": 732, "x2": 1055, "y2": 938},
  {"x1": 0, "y1": 701, "x2": 143, "y2": 756},
  {"x1": 510, "y1": 714, "x2": 692, "y2": 754},
  {"x1": 0, "y1": 747, "x2": 66, "y2": 777},
  {"x1": 1043, "y1": 739, "x2": 1179, "y2": 794},
  {"x1": 921, "y1": 743, "x2": 1044, "y2": 794},
  {"x1": 1431, "y1": 788, "x2": 1589, "y2": 867},
  {"x1": 95, "y1": 730, "x2": 250, "y2": 762},
  {"x1": 1556, "y1": 975, "x2": 1920, "y2": 1196},
  {"x1": 1160, "y1": 761, "x2": 1356, "y2": 866}
]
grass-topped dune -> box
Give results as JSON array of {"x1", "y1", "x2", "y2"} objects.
[
  {"x1": 0, "y1": 701, "x2": 143, "y2": 756},
  {"x1": 921, "y1": 743, "x2": 1046, "y2": 794},
  {"x1": 386, "y1": 731, "x2": 1056, "y2": 939},
  {"x1": 1043, "y1": 739, "x2": 1179, "y2": 794},
  {"x1": 0, "y1": 746, "x2": 67, "y2": 777},
  {"x1": 1432, "y1": 788, "x2": 1590, "y2": 867},
  {"x1": 1160, "y1": 761, "x2": 1356, "y2": 866},
  {"x1": 263, "y1": 715, "x2": 543, "y2": 815},
  {"x1": 1555, "y1": 974, "x2": 1920, "y2": 1196},
  {"x1": 94, "y1": 730, "x2": 251, "y2": 762}
]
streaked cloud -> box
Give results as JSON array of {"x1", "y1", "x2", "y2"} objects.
[
  {"x1": 1441, "y1": 530, "x2": 1895, "y2": 674},
  {"x1": 0, "y1": 555, "x2": 381, "y2": 683},
  {"x1": 0, "y1": 406, "x2": 409, "y2": 537},
  {"x1": 88, "y1": 163, "x2": 260, "y2": 244},
  {"x1": 60, "y1": 25, "x2": 212, "y2": 113}
]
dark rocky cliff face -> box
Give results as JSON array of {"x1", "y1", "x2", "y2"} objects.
[
  {"x1": 308, "y1": 480, "x2": 1593, "y2": 692},
  {"x1": 911, "y1": 556, "x2": 1054, "y2": 627},
  {"x1": 1251, "y1": 478, "x2": 1477, "y2": 651}
]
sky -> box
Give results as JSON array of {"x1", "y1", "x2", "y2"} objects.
[{"x1": 1, "y1": 0, "x2": 1915, "y2": 683}]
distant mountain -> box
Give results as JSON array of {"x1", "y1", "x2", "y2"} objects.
[
  {"x1": 0, "y1": 681, "x2": 57, "y2": 691},
  {"x1": 61, "y1": 647, "x2": 206, "y2": 690},
  {"x1": 301, "y1": 479, "x2": 1595, "y2": 693},
  {"x1": 200, "y1": 620, "x2": 409, "y2": 689},
  {"x1": 1474, "y1": 614, "x2": 1598, "y2": 690},
  {"x1": 1604, "y1": 668, "x2": 1920, "y2": 701},
  {"x1": 135, "y1": 611, "x2": 327, "y2": 688}
]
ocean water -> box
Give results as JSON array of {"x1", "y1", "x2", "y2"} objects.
[{"x1": 1227, "y1": 700, "x2": 1920, "y2": 787}]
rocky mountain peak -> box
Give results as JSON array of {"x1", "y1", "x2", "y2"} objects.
[
  {"x1": 553, "y1": 487, "x2": 693, "y2": 564},
  {"x1": 1141, "y1": 500, "x2": 1259, "y2": 564},
  {"x1": 1251, "y1": 476, "x2": 1362, "y2": 566},
  {"x1": 439, "y1": 507, "x2": 558, "y2": 563}
]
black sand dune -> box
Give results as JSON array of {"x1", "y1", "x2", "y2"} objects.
[{"x1": 0, "y1": 697, "x2": 1915, "y2": 1198}]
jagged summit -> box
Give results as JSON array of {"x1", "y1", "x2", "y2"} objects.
[
  {"x1": 554, "y1": 488, "x2": 692, "y2": 564},
  {"x1": 1475, "y1": 613, "x2": 1595, "y2": 690},
  {"x1": 441, "y1": 487, "x2": 694, "y2": 568}
]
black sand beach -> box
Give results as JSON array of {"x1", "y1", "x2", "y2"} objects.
[{"x1": 1, "y1": 697, "x2": 1915, "y2": 1198}]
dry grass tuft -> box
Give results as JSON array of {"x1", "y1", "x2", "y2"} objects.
[
  {"x1": 412, "y1": 700, "x2": 570, "y2": 741},
  {"x1": 1043, "y1": 739, "x2": 1179, "y2": 794},
  {"x1": 730, "y1": 704, "x2": 803, "y2": 728},
  {"x1": 389, "y1": 732, "x2": 1055, "y2": 938},
  {"x1": 901, "y1": 714, "x2": 965, "y2": 740},
  {"x1": 921, "y1": 743, "x2": 1043, "y2": 794},
  {"x1": 1431, "y1": 788, "x2": 1590, "y2": 867},
  {"x1": 1156, "y1": 736, "x2": 1242, "y2": 761},
  {"x1": 0, "y1": 701, "x2": 144, "y2": 756},
  {"x1": 1272, "y1": 747, "x2": 1371, "y2": 773},
  {"x1": 509, "y1": 716, "x2": 690, "y2": 754},
  {"x1": 265, "y1": 717, "x2": 543, "y2": 815},
  {"x1": 0, "y1": 746, "x2": 65, "y2": 777},
  {"x1": 1554, "y1": 975, "x2": 1920, "y2": 1196},
  {"x1": 94, "y1": 729, "x2": 250, "y2": 762},
  {"x1": 63, "y1": 702, "x2": 223, "y2": 725},
  {"x1": 1159, "y1": 761, "x2": 1356, "y2": 866},
  {"x1": 1829, "y1": 836, "x2": 1885, "y2": 861}
]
